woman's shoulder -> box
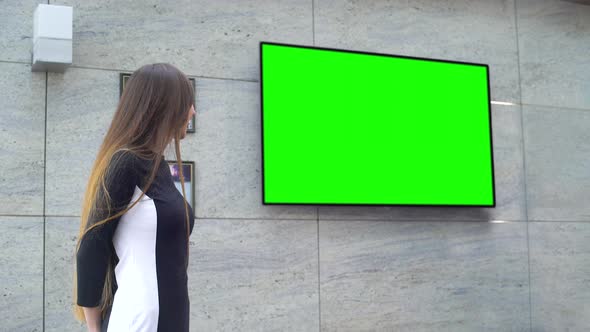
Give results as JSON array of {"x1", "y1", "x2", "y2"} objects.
[
  {"x1": 108, "y1": 149, "x2": 165, "y2": 178},
  {"x1": 111, "y1": 149, "x2": 142, "y2": 168},
  {"x1": 106, "y1": 149, "x2": 149, "y2": 181},
  {"x1": 112, "y1": 149, "x2": 164, "y2": 163}
]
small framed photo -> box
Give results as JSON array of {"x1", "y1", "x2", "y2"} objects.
[
  {"x1": 167, "y1": 160, "x2": 196, "y2": 210},
  {"x1": 186, "y1": 78, "x2": 196, "y2": 133},
  {"x1": 119, "y1": 72, "x2": 131, "y2": 97},
  {"x1": 120, "y1": 73, "x2": 196, "y2": 133}
]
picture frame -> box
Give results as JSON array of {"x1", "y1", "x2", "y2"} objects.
[
  {"x1": 166, "y1": 160, "x2": 196, "y2": 211},
  {"x1": 120, "y1": 73, "x2": 196, "y2": 133}
]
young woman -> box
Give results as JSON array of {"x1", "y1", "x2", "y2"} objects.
[{"x1": 73, "y1": 63, "x2": 197, "y2": 332}]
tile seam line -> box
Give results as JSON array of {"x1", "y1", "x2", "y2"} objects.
[
  {"x1": 0, "y1": 60, "x2": 256, "y2": 83},
  {"x1": 37, "y1": 215, "x2": 318, "y2": 221},
  {"x1": 1, "y1": 61, "x2": 590, "y2": 112},
  {"x1": 45, "y1": 2, "x2": 49, "y2": 331},
  {"x1": 512, "y1": 1, "x2": 533, "y2": 331},
  {"x1": 69, "y1": 65, "x2": 258, "y2": 83},
  {"x1": 313, "y1": 1, "x2": 318, "y2": 328},
  {"x1": 316, "y1": 206, "x2": 321, "y2": 332},
  {"x1": 20, "y1": 215, "x2": 590, "y2": 223},
  {"x1": 520, "y1": 102, "x2": 590, "y2": 113},
  {"x1": 312, "y1": 0, "x2": 315, "y2": 47},
  {"x1": 42, "y1": 67, "x2": 48, "y2": 332}
]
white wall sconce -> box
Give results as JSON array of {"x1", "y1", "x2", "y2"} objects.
[{"x1": 32, "y1": 4, "x2": 73, "y2": 72}]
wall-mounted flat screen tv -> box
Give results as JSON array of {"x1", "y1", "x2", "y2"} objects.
[{"x1": 260, "y1": 41, "x2": 495, "y2": 207}]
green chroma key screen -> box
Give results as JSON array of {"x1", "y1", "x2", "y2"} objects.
[{"x1": 260, "y1": 41, "x2": 495, "y2": 207}]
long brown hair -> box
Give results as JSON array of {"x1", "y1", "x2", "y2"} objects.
[{"x1": 72, "y1": 63, "x2": 195, "y2": 323}]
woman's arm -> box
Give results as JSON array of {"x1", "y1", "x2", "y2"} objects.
[
  {"x1": 76, "y1": 151, "x2": 140, "y2": 329},
  {"x1": 81, "y1": 306, "x2": 102, "y2": 332}
]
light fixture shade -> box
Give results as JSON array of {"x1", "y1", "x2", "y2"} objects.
[{"x1": 32, "y1": 4, "x2": 73, "y2": 72}]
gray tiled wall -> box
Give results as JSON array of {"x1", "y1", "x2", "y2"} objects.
[
  {"x1": 0, "y1": 217, "x2": 43, "y2": 331},
  {"x1": 1, "y1": 0, "x2": 589, "y2": 331}
]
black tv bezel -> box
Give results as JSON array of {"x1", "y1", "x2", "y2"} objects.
[{"x1": 259, "y1": 41, "x2": 496, "y2": 208}]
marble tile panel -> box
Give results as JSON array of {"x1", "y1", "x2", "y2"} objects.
[
  {"x1": 0, "y1": 1, "x2": 39, "y2": 62},
  {"x1": 188, "y1": 218, "x2": 319, "y2": 331},
  {"x1": 44, "y1": 216, "x2": 86, "y2": 332},
  {"x1": 0, "y1": 63, "x2": 46, "y2": 215},
  {"x1": 0, "y1": 216, "x2": 43, "y2": 331},
  {"x1": 319, "y1": 219, "x2": 530, "y2": 331},
  {"x1": 517, "y1": 0, "x2": 590, "y2": 110},
  {"x1": 45, "y1": 67, "x2": 120, "y2": 216},
  {"x1": 529, "y1": 222, "x2": 590, "y2": 331},
  {"x1": 523, "y1": 105, "x2": 590, "y2": 221}
]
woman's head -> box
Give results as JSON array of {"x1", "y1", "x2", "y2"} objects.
[{"x1": 114, "y1": 63, "x2": 195, "y2": 155}]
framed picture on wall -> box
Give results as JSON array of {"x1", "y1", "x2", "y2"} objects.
[
  {"x1": 166, "y1": 160, "x2": 196, "y2": 210},
  {"x1": 120, "y1": 73, "x2": 196, "y2": 133},
  {"x1": 119, "y1": 73, "x2": 131, "y2": 97}
]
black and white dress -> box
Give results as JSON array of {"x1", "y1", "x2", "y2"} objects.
[{"x1": 76, "y1": 150, "x2": 195, "y2": 331}]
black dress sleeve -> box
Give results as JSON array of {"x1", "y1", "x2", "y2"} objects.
[{"x1": 76, "y1": 151, "x2": 139, "y2": 307}]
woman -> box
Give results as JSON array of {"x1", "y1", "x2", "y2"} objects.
[{"x1": 72, "y1": 63, "x2": 197, "y2": 332}]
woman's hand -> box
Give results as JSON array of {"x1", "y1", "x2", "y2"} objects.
[{"x1": 81, "y1": 306, "x2": 102, "y2": 332}]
